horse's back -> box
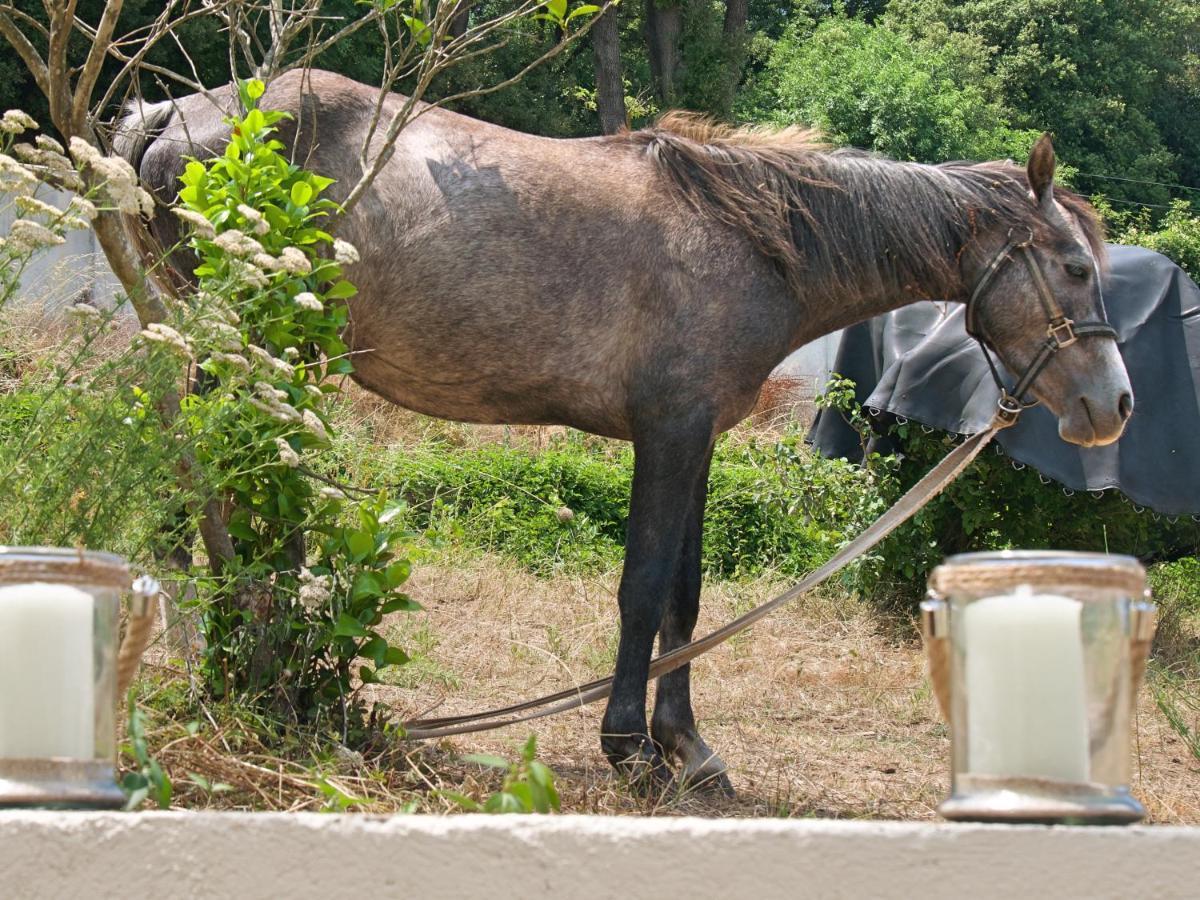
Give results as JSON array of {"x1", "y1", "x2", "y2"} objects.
[{"x1": 128, "y1": 70, "x2": 790, "y2": 438}]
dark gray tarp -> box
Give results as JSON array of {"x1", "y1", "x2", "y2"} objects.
[{"x1": 809, "y1": 245, "x2": 1200, "y2": 516}]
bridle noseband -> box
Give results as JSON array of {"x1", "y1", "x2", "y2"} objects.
[{"x1": 964, "y1": 228, "x2": 1118, "y2": 424}]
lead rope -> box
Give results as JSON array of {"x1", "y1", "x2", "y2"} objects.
[{"x1": 402, "y1": 412, "x2": 1013, "y2": 740}]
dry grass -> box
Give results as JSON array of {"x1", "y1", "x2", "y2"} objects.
[{"x1": 132, "y1": 553, "x2": 1200, "y2": 821}]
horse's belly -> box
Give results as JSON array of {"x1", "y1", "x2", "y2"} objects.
[{"x1": 346, "y1": 317, "x2": 634, "y2": 438}]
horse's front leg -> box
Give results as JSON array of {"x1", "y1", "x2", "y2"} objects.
[
  {"x1": 601, "y1": 414, "x2": 714, "y2": 789},
  {"x1": 650, "y1": 444, "x2": 734, "y2": 795}
]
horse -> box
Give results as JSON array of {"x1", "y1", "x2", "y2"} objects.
[{"x1": 116, "y1": 68, "x2": 1132, "y2": 794}]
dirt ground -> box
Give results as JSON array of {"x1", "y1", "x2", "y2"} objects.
[{"x1": 370, "y1": 555, "x2": 1200, "y2": 822}]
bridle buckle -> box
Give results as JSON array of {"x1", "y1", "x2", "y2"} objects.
[
  {"x1": 996, "y1": 393, "x2": 1023, "y2": 425},
  {"x1": 1047, "y1": 318, "x2": 1077, "y2": 349}
]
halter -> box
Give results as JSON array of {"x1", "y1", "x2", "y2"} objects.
[{"x1": 964, "y1": 227, "x2": 1119, "y2": 424}]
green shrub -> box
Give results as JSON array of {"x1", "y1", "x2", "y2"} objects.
[
  {"x1": 1104, "y1": 199, "x2": 1200, "y2": 279},
  {"x1": 819, "y1": 378, "x2": 1200, "y2": 606},
  {"x1": 352, "y1": 429, "x2": 883, "y2": 580}
]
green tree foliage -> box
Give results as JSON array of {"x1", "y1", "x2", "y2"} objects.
[
  {"x1": 744, "y1": 11, "x2": 1037, "y2": 162},
  {"x1": 1103, "y1": 199, "x2": 1200, "y2": 279},
  {"x1": 890, "y1": 0, "x2": 1200, "y2": 206}
]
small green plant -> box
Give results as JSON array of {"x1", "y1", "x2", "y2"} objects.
[
  {"x1": 121, "y1": 701, "x2": 173, "y2": 810},
  {"x1": 445, "y1": 735, "x2": 561, "y2": 813},
  {"x1": 170, "y1": 79, "x2": 419, "y2": 731}
]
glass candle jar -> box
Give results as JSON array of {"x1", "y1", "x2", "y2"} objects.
[
  {"x1": 0, "y1": 546, "x2": 146, "y2": 808},
  {"x1": 922, "y1": 550, "x2": 1155, "y2": 824}
]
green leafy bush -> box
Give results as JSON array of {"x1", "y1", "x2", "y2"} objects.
[
  {"x1": 746, "y1": 13, "x2": 1037, "y2": 162},
  {"x1": 172, "y1": 80, "x2": 418, "y2": 728},
  {"x1": 818, "y1": 378, "x2": 1200, "y2": 606},
  {"x1": 362, "y1": 429, "x2": 883, "y2": 580},
  {"x1": 1104, "y1": 199, "x2": 1200, "y2": 279}
]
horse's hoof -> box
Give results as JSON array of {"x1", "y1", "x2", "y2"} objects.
[
  {"x1": 652, "y1": 727, "x2": 736, "y2": 798},
  {"x1": 601, "y1": 732, "x2": 672, "y2": 794},
  {"x1": 677, "y1": 760, "x2": 735, "y2": 798}
]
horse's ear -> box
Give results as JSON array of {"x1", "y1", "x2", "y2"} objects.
[{"x1": 1027, "y1": 133, "x2": 1056, "y2": 207}]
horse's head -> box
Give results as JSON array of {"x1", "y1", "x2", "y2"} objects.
[{"x1": 962, "y1": 135, "x2": 1132, "y2": 447}]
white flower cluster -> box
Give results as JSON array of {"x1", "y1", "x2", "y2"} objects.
[
  {"x1": 213, "y1": 228, "x2": 265, "y2": 257},
  {"x1": 69, "y1": 196, "x2": 97, "y2": 222},
  {"x1": 208, "y1": 351, "x2": 251, "y2": 373},
  {"x1": 7, "y1": 218, "x2": 65, "y2": 253},
  {"x1": 11, "y1": 141, "x2": 84, "y2": 192},
  {"x1": 274, "y1": 436, "x2": 301, "y2": 468},
  {"x1": 0, "y1": 109, "x2": 37, "y2": 135},
  {"x1": 139, "y1": 322, "x2": 192, "y2": 357},
  {"x1": 14, "y1": 195, "x2": 89, "y2": 231},
  {"x1": 277, "y1": 246, "x2": 311, "y2": 275},
  {"x1": 237, "y1": 204, "x2": 270, "y2": 236},
  {"x1": 294, "y1": 291, "x2": 323, "y2": 312},
  {"x1": 333, "y1": 238, "x2": 359, "y2": 265},
  {"x1": 226, "y1": 257, "x2": 269, "y2": 289},
  {"x1": 172, "y1": 207, "x2": 216, "y2": 239},
  {"x1": 68, "y1": 137, "x2": 154, "y2": 218},
  {"x1": 247, "y1": 343, "x2": 295, "y2": 380},
  {"x1": 297, "y1": 567, "x2": 332, "y2": 611},
  {"x1": 249, "y1": 380, "x2": 301, "y2": 423},
  {"x1": 0, "y1": 153, "x2": 38, "y2": 196},
  {"x1": 302, "y1": 409, "x2": 329, "y2": 443},
  {"x1": 35, "y1": 134, "x2": 64, "y2": 155},
  {"x1": 203, "y1": 319, "x2": 243, "y2": 352}
]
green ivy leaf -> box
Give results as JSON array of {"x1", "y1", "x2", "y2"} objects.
[
  {"x1": 332, "y1": 612, "x2": 368, "y2": 638},
  {"x1": 290, "y1": 181, "x2": 314, "y2": 206}
]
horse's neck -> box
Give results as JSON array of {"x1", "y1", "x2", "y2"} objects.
[{"x1": 790, "y1": 154, "x2": 973, "y2": 339}]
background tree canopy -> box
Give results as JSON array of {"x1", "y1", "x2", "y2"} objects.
[{"x1": 1, "y1": 0, "x2": 1197, "y2": 220}]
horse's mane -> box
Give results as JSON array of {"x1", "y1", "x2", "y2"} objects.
[{"x1": 624, "y1": 112, "x2": 1106, "y2": 297}]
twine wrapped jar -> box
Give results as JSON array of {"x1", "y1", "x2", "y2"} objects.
[
  {"x1": 922, "y1": 550, "x2": 1154, "y2": 824},
  {"x1": 0, "y1": 547, "x2": 156, "y2": 808}
]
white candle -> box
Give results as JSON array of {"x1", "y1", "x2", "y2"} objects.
[
  {"x1": 0, "y1": 583, "x2": 96, "y2": 759},
  {"x1": 963, "y1": 587, "x2": 1090, "y2": 783}
]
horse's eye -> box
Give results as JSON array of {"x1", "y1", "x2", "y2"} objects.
[{"x1": 1065, "y1": 263, "x2": 1089, "y2": 278}]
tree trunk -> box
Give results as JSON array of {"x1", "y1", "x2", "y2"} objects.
[
  {"x1": 718, "y1": 0, "x2": 749, "y2": 118},
  {"x1": 645, "y1": 0, "x2": 682, "y2": 107},
  {"x1": 592, "y1": 6, "x2": 625, "y2": 134}
]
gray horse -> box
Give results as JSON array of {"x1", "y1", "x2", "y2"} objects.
[{"x1": 118, "y1": 69, "x2": 1132, "y2": 793}]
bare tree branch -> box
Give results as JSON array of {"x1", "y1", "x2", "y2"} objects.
[
  {"x1": 73, "y1": 0, "x2": 126, "y2": 126},
  {"x1": 0, "y1": 8, "x2": 50, "y2": 96}
]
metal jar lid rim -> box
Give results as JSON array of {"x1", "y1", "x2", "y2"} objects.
[
  {"x1": 929, "y1": 550, "x2": 1145, "y2": 597},
  {"x1": 0, "y1": 546, "x2": 131, "y2": 590}
]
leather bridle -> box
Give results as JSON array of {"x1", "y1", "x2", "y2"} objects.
[{"x1": 965, "y1": 227, "x2": 1119, "y2": 423}]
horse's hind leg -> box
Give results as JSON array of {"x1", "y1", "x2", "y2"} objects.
[
  {"x1": 650, "y1": 445, "x2": 734, "y2": 796},
  {"x1": 601, "y1": 413, "x2": 714, "y2": 790}
]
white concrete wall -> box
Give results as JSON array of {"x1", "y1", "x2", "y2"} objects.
[
  {"x1": 1, "y1": 188, "x2": 123, "y2": 311},
  {"x1": 0, "y1": 812, "x2": 1194, "y2": 900}
]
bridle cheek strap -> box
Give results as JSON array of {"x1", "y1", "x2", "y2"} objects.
[{"x1": 964, "y1": 232, "x2": 1118, "y2": 423}]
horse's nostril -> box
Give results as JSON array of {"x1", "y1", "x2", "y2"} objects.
[{"x1": 1118, "y1": 392, "x2": 1134, "y2": 421}]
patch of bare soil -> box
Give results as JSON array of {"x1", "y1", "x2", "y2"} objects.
[{"x1": 362, "y1": 555, "x2": 1200, "y2": 822}]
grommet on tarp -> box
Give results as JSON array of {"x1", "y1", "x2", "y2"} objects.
[
  {"x1": 1091, "y1": 490, "x2": 1105, "y2": 499},
  {"x1": 1134, "y1": 505, "x2": 1145, "y2": 514},
  {"x1": 922, "y1": 424, "x2": 935, "y2": 434},
  {"x1": 1063, "y1": 488, "x2": 1075, "y2": 497},
  {"x1": 1039, "y1": 474, "x2": 1052, "y2": 484},
  {"x1": 868, "y1": 406, "x2": 881, "y2": 417},
  {"x1": 1011, "y1": 461, "x2": 1026, "y2": 471},
  {"x1": 896, "y1": 416, "x2": 909, "y2": 425}
]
